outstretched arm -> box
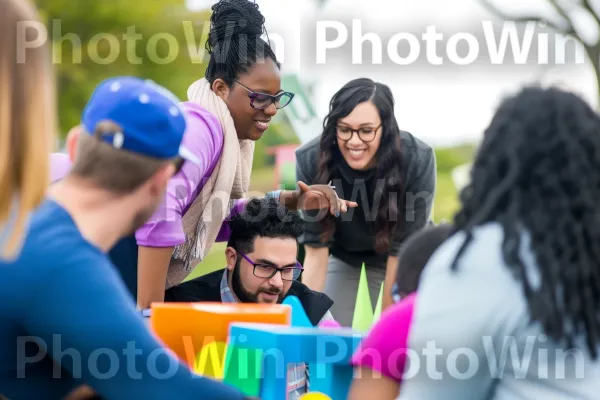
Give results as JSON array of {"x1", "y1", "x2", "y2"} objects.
[{"x1": 21, "y1": 254, "x2": 246, "y2": 400}]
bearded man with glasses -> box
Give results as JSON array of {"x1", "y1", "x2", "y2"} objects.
[
  {"x1": 164, "y1": 197, "x2": 335, "y2": 399},
  {"x1": 165, "y1": 197, "x2": 334, "y2": 317}
]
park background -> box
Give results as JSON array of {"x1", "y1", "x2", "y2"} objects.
[{"x1": 35, "y1": 0, "x2": 599, "y2": 278}]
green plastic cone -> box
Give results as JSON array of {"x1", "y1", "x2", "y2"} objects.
[
  {"x1": 372, "y1": 283, "x2": 384, "y2": 323},
  {"x1": 352, "y1": 263, "x2": 374, "y2": 332}
]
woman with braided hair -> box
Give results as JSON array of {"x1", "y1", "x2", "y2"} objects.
[
  {"x1": 51, "y1": 0, "x2": 356, "y2": 309},
  {"x1": 396, "y1": 86, "x2": 600, "y2": 399}
]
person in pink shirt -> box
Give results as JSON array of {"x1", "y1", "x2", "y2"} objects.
[
  {"x1": 50, "y1": 0, "x2": 356, "y2": 311},
  {"x1": 348, "y1": 223, "x2": 452, "y2": 399},
  {"x1": 49, "y1": 153, "x2": 71, "y2": 183}
]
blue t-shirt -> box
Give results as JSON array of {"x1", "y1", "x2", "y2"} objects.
[
  {"x1": 108, "y1": 234, "x2": 139, "y2": 300},
  {"x1": 0, "y1": 199, "x2": 246, "y2": 400}
]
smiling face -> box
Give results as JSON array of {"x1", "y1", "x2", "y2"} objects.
[
  {"x1": 212, "y1": 59, "x2": 283, "y2": 141},
  {"x1": 336, "y1": 101, "x2": 383, "y2": 171}
]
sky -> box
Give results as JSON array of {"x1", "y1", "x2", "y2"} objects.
[{"x1": 187, "y1": 0, "x2": 600, "y2": 147}]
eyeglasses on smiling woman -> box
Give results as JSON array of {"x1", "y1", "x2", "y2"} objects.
[
  {"x1": 336, "y1": 123, "x2": 382, "y2": 142},
  {"x1": 235, "y1": 249, "x2": 304, "y2": 281},
  {"x1": 233, "y1": 79, "x2": 295, "y2": 110}
]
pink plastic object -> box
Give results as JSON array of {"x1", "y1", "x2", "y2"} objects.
[{"x1": 319, "y1": 319, "x2": 342, "y2": 329}]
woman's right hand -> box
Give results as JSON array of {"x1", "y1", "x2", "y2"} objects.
[{"x1": 295, "y1": 181, "x2": 358, "y2": 217}]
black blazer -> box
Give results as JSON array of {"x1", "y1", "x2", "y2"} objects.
[{"x1": 164, "y1": 269, "x2": 334, "y2": 326}]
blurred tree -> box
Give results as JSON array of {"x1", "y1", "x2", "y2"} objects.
[
  {"x1": 480, "y1": 0, "x2": 600, "y2": 103},
  {"x1": 33, "y1": 0, "x2": 310, "y2": 168},
  {"x1": 34, "y1": 0, "x2": 211, "y2": 137}
]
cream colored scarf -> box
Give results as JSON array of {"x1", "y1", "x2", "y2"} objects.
[{"x1": 166, "y1": 78, "x2": 254, "y2": 288}]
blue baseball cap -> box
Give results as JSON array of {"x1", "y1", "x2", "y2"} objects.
[{"x1": 82, "y1": 76, "x2": 200, "y2": 165}]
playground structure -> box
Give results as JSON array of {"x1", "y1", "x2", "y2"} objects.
[
  {"x1": 149, "y1": 295, "x2": 365, "y2": 400},
  {"x1": 265, "y1": 144, "x2": 299, "y2": 191}
]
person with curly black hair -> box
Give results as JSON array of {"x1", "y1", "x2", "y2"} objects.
[
  {"x1": 396, "y1": 86, "x2": 600, "y2": 399},
  {"x1": 295, "y1": 78, "x2": 436, "y2": 325},
  {"x1": 165, "y1": 197, "x2": 335, "y2": 399}
]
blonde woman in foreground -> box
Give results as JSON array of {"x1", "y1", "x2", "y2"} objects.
[{"x1": 0, "y1": 0, "x2": 55, "y2": 260}]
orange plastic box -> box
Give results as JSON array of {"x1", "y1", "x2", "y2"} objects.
[{"x1": 149, "y1": 302, "x2": 291, "y2": 367}]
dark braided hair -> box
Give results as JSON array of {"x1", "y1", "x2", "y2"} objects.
[
  {"x1": 451, "y1": 85, "x2": 600, "y2": 359},
  {"x1": 205, "y1": 0, "x2": 279, "y2": 86}
]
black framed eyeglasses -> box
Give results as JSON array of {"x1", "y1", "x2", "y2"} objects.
[
  {"x1": 233, "y1": 79, "x2": 295, "y2": 110},
  {"x1": 235, "y1": 249, "x2": 303, "y2": 281},
  {"x1": 336, "y1": 123, "x2": 382, "y2": 143}
]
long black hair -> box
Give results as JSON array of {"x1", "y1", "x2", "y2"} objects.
[
  {"x1": 451, "y1": 85, "x2": 600, "y2": 359},
  {"x1": 315, "y1": 78, "x2": 405, "y2": 253},
  {"x1": 204, "y1": 0, "x2": 279, "y2": 86}
]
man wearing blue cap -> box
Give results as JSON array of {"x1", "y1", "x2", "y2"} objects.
[{"x1": 0, "y1": 77, "x2": 253, "y2": 400}]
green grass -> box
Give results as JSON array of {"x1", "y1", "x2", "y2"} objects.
[
  {"x1": 185, "y1": 242, "x2": 227, "y2": 281},
  {"x1": 433, "y1": 170, "x2": 460, "y2": 223},
  {"x1": 247, "y1": 167, "x2": 276, "y2": 194}
]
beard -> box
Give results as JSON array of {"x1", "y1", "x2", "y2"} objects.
[
  {"x1": 125, "y1": 205, "x2": 157, "y2": 236},
  {"x1": 231, "y1": 261, "x2": 284, "y2": 304}
]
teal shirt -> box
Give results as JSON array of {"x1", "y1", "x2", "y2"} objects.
[
  {"x1": 0, "y1": 199, "x2": 246, "y2": 400},
  {"x1": 398, "y1": 222, "x2": 600, "y2": 399}
]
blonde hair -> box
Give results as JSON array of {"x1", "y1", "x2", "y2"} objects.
[{"x1": 0, "y1": 0, "x2": 56, "y2": 259}]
